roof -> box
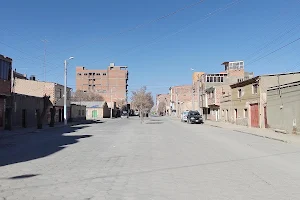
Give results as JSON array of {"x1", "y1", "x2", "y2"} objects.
[
  {"x1": 71, "y1": 101, "x2": 106, "y2": 108},
  {"x1": 268, "y1": 80, "x2": 300, "y2": 91},
  {"x1": 230, "y1": 76, "x2": 259, "y2": 88},
  {"x1": 261, "y1": 71, "x2": 300, "y2": 77}
]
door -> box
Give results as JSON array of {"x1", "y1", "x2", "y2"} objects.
[
  {"x1": 264, "y1": 106, "x2": 268, "y2": 128},
  {"x1": 22, "y1": 109, "x2": 27, "y2": 128},
  {"x1": 92, "y1": 110, "x2": 98, "y2": 119},
  {"x1": 58, "y1": 109, "x2": 62, "y2": 122},
  {"x1": 250, "y1": 103, "x2": 259, "y2": 128}
]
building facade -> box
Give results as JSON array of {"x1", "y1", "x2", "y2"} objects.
[
  {"x1": 0, "y1": 54, "x2": 12, "y2": 130},
  {"x1": 169, "y1": 85, "x2": 193, "y2": 116},
  {"x1": 230, "y1": 72, "x2": 300, "y2": 128},
  {"x1": 14, "y1": 78, "x2": 72, "y2": 123},
  {"x1": 76, "y1": 63, "x2": 128, "y2": 104},
  {"x1": 267, "y1": 81, "x2": 300, "y2": 134},
  {"x1": 156, "y1": 93, "x2": 170, "y2": 115},
  {"x1": 72, "y1": 101, "x2": 110, "y2": 119},
  {"x1": 199, "y1": 61, "x2": 253, "y2": 117}
]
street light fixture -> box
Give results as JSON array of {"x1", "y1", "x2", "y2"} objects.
[{"x1": 64, "y1": 56, "x2": 74, "y2": 125}]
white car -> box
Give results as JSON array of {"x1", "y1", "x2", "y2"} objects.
[{"x1": 181, "y1": 111, "x2": 189, "y2": 122}]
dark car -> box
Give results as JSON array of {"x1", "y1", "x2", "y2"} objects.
[{"x1": 187, "y1": 111, "x2": 203, "y2": 124}]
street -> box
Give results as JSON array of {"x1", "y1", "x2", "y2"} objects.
[{"x1": 1, "y1": 117, "x2": 300, "y2": 200}]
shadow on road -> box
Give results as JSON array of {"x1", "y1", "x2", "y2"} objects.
[{"x1": 0, "y1": 125, "x2": 92, "y2": 167}]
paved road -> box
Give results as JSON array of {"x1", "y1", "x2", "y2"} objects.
[{"x1": 1, "y1": 117, "x2": 300, "y2": 199}]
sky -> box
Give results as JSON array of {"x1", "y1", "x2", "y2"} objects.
[{"x1": 1, "y1": 0, "x2": 300, "y2": 97}]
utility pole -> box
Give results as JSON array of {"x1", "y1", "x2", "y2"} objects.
[{"x1": 64, "y1": 57, "x2": 74, "y2": 125}]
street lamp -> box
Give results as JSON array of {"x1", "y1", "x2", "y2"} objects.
[{"x1": 64, "y1": 56, "x2": 74, "y2": 125}]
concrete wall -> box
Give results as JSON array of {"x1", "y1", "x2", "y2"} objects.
[
  {"x1": 267, "y1": 82, "x2": 300, "y2": 134},
  {"x1": 11, "y1": 94, "x2": 46, "y2": 128},
  {"x1": 70, "y1": 104, "x2": 86, "y2": 121},
  {"x1": 259, "y1": 73, "x2": 300, "y2": 128},
  {"x1": 14, "y1": 79, "x2": 71, "y2": 107}
]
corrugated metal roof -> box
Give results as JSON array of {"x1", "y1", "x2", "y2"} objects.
[{"x1": 71, "y1": 101, "x2": 106, "y2": 108}]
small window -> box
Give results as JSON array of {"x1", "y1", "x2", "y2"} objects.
[
  {"x1": 244, "y1": 109, "x2": 248, "y2": 118},
  {"x1": 96, "y1": 73, "x2": 101, "y2": 76},
  {"x1": 84, "y1": 73, "x2": 87, "y2": 76},
  {"x1": 252, "y1": 84, "x2": 258, "y2": 94},
  {"x1": 214, "y1": 77, "x2": 217, "y2": 82},
  {"x1": 77, "y1": 73, "x2": 82, "y2": 76},
  {"x1": 221, "y1": 77, "x2": 224, "y2": 82},
  {"x1": 207, "y1": 77, "x2": 210, "y2": 82},
  {"x1": 103, "y1": 73, "x2": 107, "y2": 76},
  {"x1": 59, "y1": 89, "x2": 62, "y2": 98},
  {"x1": 78, "y1": 110, "x2": 81, "y2": 116},
  {"x1": 238, "y1": 89, "x2": 242, "y2": 98},
  {"x1": 209, "y1": 77, "x2": 213, "y2": 82},
  {"x1": 217, "y1": 77, "x2": 220, "y2": 82},
  {"x1": 82, "y1": 110, "x2": 85, "y2": 115}
]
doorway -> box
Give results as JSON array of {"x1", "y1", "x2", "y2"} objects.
[{"x1": 22, "y1": 109, "x2": 27, "y2": 128}]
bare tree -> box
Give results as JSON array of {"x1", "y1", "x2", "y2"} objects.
[
  {"x1": 131, "y1": 86, "x2": 154, "y2": 123},
  {"x1": 157, "y1": 101, "x2": 166, "y2": 115},
  {"x1": 116, "y1": 99, "x2": 126, "y2": 108},
  {"x1": 71, "y1": 90, "x2": 104, "y2": 101}
]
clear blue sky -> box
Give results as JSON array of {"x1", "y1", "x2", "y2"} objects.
[{"x1": 1, "y1": 0, "x2": 300, "y2": 97}]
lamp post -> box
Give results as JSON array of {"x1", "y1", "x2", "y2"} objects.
[{"x1": 64, "y1": 56, "x2": 74, "y2": 125}]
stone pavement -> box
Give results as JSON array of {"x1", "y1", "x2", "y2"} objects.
[{"x1": 1, "y1": 116, "x2": 300, "y2": 199}]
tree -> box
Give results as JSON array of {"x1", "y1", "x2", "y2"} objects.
[
  {"x1": 157, "y1": 101, "x2": 166, "y2": 115},
  {"x1": 131, "y1": 86, "x2": 154, "y2": 122},
  {"x1": 116, "y1": 99, "x2": 126, "y2": 108},
  {"x1": 71, "y1": 90, "x2": 104, "y2": 101}
]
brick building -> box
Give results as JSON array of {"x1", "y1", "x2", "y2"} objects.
[
  {"x1": 0, "y1": 54, "x2": 12, "y2": 130},
  {"x1": 14, "y1": 78, "x2": 72, "y2": 123},
  {"x1": 156, "y1": 93, "x2": 170, "y2": 115},
  {"x1": 76, "y1": 63, "x2": 128, "y2": 105},
  {"x1": 198, "y1": 61, "x2": 254, "y2": 118},
  {"x1": 169, "y1": 85, "x2": 193, "y2": 116}
]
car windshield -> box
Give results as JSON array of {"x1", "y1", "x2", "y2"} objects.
[{"x1": 190, "y1": 111, "x2": 200, "y2": 116}]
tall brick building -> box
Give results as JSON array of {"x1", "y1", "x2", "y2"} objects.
[{"x1": 76, "y1": 63, "x2": 128, "y2": 104}]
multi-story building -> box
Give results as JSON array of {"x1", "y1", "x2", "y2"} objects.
[
  {"x1": 76, "y1": 63, "x2": 128, "y2": 105},
  {"x1": 169, "y1": 85, "x2": 193, "y2": 116},
  {"x1": 0, "y1": 54, "x2": 12, "y2": 130},
  {"x1": 156, "y1": 93, "x2": 170, "y2": 115},
  {"x1": 14, "y1": 78, "x2": 72, "y2": 123},
  {"x1": 198, "y1": 61, "x2": 254, "y2": 118}
]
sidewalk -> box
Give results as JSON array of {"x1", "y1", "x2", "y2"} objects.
[
  {"x1": 169, "y1": 116, "x2": 300, "y2": 144},
  {"x1": 0, "y1": 120, "x2": 96, "y2": 139},
  {"x1": 204, "y1": 120, "x2": 300, "y2": 144}
]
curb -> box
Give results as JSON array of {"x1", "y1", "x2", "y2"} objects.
[{"x1": 205, "y1": 123, "x2": 288, "y2": 143}]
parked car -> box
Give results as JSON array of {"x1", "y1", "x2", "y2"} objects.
[
  {"x1": 121, "y1": 111, "x2": 129, "y2": 119},
  {"x1": 181, "y1": 111, "x2": 189, "y2": 122},
  {"x1": 187, "y1": 111, "x2": 203, "y2": 124}
]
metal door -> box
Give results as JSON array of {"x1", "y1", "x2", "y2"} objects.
[{"x1": 250, "y1": 104, "x2": 259, "y2": 128}]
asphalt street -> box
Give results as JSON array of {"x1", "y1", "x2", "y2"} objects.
[{"x1": 1, "y1": 117, "x2": 300, "y2": 199}]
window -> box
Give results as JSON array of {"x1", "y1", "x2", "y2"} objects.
[
  {"x1": 77, "y1": 73, "x2": 82, "y2": 76},
  {"x1": 78, "y1": 110, "x2": 81, "y2": 116},
  {"x1": 82, "y1": 110, "x2": 85, "y2": 115},
  {"x1": 96, "y1": 73, "x2": 101, "y2": 76},
  {"x1": 59, "y1": 89, "x2": 62, "y2": 98},
  {"x1": 244, "y1": 109, "x2": 248, "y2": 118},
  {"x1": 214, "y1": 77, "x2": 217, "y2": 82},
  {"x1": 238, "y1": 89, "x2": 242, "y2": 98},
  {"x1": 252, "y1": 84, "x2": 258, "y2": 94},
  {"x1": 207, "y1": 77, "x2": 210, "y2": 82},
  {"x1": 209, "y1": 77, "x2": 213, "y2": 82},
  {"x1": 0, "y1": 60, "x2": 11, "y2": 80},
  {"x1": 221, "y1": 77, "x2": 224, "y2": 82},
  {"x1": 84, "y1": 73, "x2": 87, "y2": 76},
  {"x1": 103, "y1": 73, "x2": 107, "y2": 76},
  {"x1": 217, "y1": 77, "x2": 220, "y2": 82}
]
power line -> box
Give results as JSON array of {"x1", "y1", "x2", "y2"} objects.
[
  {"x1": 86, "y1": 0, "x2": 243, "y2": 66},
  {"x1": 247, "y1": 37, "x2": 300, "y2": 66}
]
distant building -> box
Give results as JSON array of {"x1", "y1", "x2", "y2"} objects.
[
  {"x1": 72, "y1": 101, "x2": 110, "y2": 119},
  {"x1": 169, "y1": 85, "x2": 193, "y2": 116},
  {"x1": 76, "y1": 63, "x2": 128, "y2": 105},
  {"x1": 156, "y1": 94, "x2": 170, "y2": 115}
]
